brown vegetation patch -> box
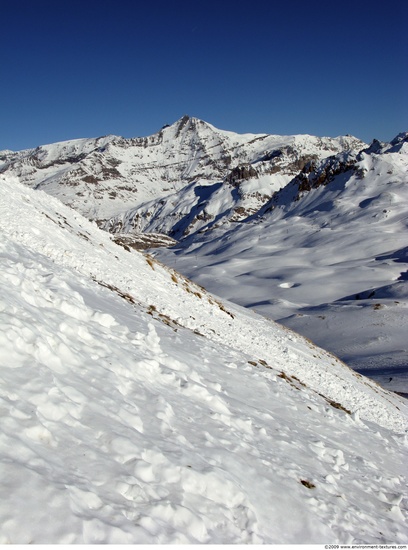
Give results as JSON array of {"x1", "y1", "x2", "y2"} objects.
[
  {"x1": 318, "y1": 393, "x2": 351, "y2": 414},
  {"x1": 93, "y1": 279, "x2": 136, "y2": 305},
  {"x1": 145, "y1": 255, "x2": 156, "y2": 270}
]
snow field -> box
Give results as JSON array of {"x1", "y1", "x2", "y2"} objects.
[
  {"x1": 0, "y1": 176, "x2": 407, "y2": 542},
  {"x1": 1, "y1": 239, "x2": 407, "y2": 543}
]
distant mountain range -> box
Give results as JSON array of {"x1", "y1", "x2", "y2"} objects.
[{"x1": 0, "y1": 115, "x2": 365, "y2": 235}]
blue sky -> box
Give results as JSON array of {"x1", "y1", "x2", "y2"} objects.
[{"x1": 1, "y1": 0, "x2": 407, "y2": 150}]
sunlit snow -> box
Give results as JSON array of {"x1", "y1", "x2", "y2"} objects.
[{"x1": 0, "y1": 176, "x2": 407, "y2": 543}]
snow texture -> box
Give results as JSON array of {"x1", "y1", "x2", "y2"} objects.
[{"x1": 0, "y1": 175, "x2": 407, "y2": 543}]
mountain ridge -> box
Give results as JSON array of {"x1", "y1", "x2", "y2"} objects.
[{"x1": 0, "y1": 116, "x2": 366, "y2": 229}]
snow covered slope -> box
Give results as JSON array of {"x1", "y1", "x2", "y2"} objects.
[
  {"x1": 0, "y1": 176, "x2": 407, "y2": 543},
  {"x1": 0, "y1": 116, "x2": 364, "y2": 232},
  {"x1": 154, "y1": 133, "x2": 408, "y2": 390}
]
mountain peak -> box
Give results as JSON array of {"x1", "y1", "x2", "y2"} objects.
[
  {"x1": 171, "y1": 114, "x2": 204, "y2": 137},
  {"x1": 178, "y1": 114, "x2": 193, "y2": 124},
  {"x1": 0, "y1": 118, "x2": 367, "y2": 225},
  {"x1": 174, "y1": 114, "x2": 193, "y2": 135}
]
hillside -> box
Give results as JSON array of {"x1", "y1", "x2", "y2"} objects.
[{"x1": 0, "y1": 175, "x2": 407, "y2": 543}]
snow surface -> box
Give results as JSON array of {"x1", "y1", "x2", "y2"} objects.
[{"x1": 0, "y1": 175, "x2": 407, "y2": 543}]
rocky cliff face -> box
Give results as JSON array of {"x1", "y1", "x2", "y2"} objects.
[{"x1": 0, "y1": 116, "x2": 365, "y2": 237}]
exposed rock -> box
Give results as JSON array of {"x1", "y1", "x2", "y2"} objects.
[
  {"x1": 294, "y1": 154, "x2": 359, "y2": 198},
  {"x1": 112, "y1": 232, "x2": 177, "y2": 251},
  {"x1": 225, "y1": 164, "x2": 258, "y2": 186}
]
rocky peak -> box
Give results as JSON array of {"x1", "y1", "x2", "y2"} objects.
[
  {"x1": 174, "y1": 114, "x2": 192, "y2": 137},
  {"x1": 360, "y1": 139, "x2": 385, "y2": 156},
  {"x1": 387, "y1": 132, "x2": 408, "y2": 154},
  {"x1": 390, "y1": 132, "x2": 408, "y2": 146}
]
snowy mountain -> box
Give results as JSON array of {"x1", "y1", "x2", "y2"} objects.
[
  {"x1": 154, "y1": 133, "x2": 408, "y2": 392},
  {"x1": 2, "y1": 120, "x2": 406, "y2": 388},
  {"x1": 0, "y1": 175, "x2": 407, "y2": 543},
  {"x1": 0, "y1": 116, "x2": 365, "y2": 235}
]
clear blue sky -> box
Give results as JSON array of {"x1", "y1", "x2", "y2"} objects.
[{"x1": 1, "y1": 0, "x2": 407, "y2": 150}]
